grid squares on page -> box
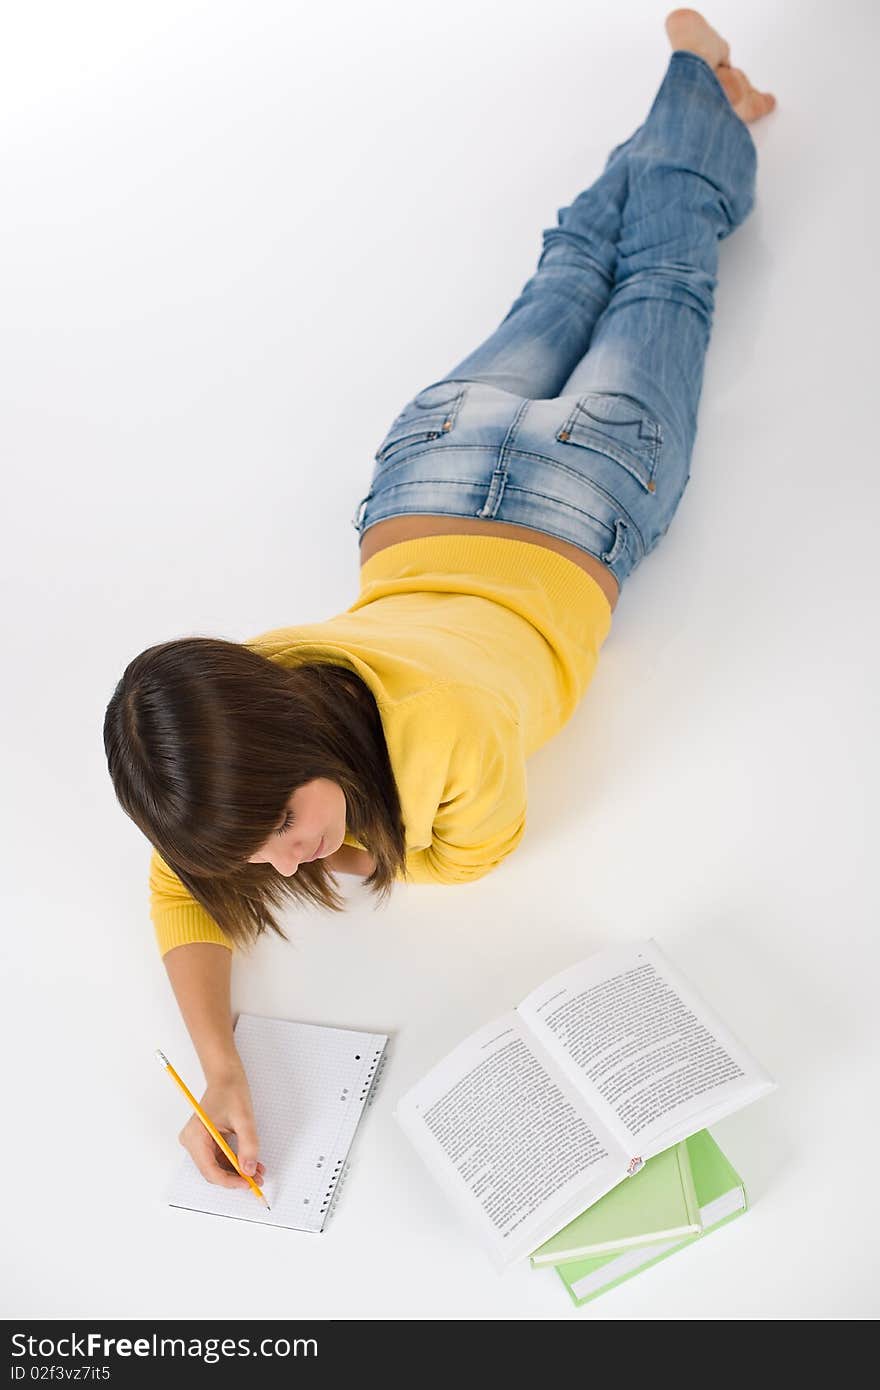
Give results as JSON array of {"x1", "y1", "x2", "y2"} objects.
[{"x1": 165, "y1": 1015, "x2": 388, "y2": 1233}]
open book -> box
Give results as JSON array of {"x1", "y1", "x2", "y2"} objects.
[{"x1": 394, "y1": 939, "x2": 775, "y2": 1270}]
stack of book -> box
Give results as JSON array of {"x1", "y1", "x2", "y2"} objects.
[
  {"x1": 528, "y1": 1128, "x2": 746, "y2": 1306},
  {"x1": 394, "y1": 939, "x2": 774, "y2": 1305}
]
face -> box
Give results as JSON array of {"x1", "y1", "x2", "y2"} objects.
[{"x1": 246, "y1": 777, "x2": 346, "y2": 875}]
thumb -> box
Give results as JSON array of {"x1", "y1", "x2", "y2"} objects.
[{"x1": 234, "y1": 1113, "x2": 260, "y2": 1176}]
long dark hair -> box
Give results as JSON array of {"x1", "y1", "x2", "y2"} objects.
[{"x1": 103, "y1": 635, "x2": 408, "y2": 950}]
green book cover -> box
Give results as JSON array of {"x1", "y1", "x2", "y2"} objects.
[
  {"x1": 551, "y1": 1130, "x2": 748, "y2": 1307},
  {"x1": 530, "y1": 1140, "x2": 701, "y2": 1265}
]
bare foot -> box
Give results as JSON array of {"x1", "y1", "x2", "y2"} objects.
[
  {"x1": 714, "y1": 64, "x2": 777, "y2": 123},
  {"x1": 665, "y1": 7, "x2": 730, "y2": 67},
  {"x1": 665, "y1": 9, "x2": 777, "y2": 123}
]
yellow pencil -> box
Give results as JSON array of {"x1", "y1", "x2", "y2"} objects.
[{"x1": 155, "y1": 1049, "x2": 270, "y2": 1210}]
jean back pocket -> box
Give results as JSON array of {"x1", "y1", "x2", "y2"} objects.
[
  {"x1": 556, "y1": 391, "x2": 662, "y2": 494},
  {"x1": 373, "y1": 380, "x2": 468, "y2": 468}
]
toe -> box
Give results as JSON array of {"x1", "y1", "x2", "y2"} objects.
[{"x1": 739, "y1": 88, "x2": 776, "y2": 122}]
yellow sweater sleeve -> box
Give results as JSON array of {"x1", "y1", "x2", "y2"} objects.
[
  {"x1": 397, "y1": 690, "x2": 527, "y2": 886},
  {"x1": 149, "y1": 847, "x2": 235, "y2": 958}
]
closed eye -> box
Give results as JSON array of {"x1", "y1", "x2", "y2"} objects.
[{"x1": 275, "y1": 812, "x2": 295, "y2": 837}]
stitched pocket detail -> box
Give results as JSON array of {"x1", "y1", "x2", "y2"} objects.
[
  {"x1": 556, "y1": 391, "x2": 663, "y2": 494},
  {"x1": 373, "y1": 382, "x2": 469, "y2": 467}
]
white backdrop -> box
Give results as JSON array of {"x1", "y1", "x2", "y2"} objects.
[{"x1": 2, "y1": 0, "x2": 878, "y2": 1320}]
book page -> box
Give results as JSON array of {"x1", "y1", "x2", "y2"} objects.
[
  {"x1": 394, "y1": 1012, "x2": 627, "y2": 1269},
  {"x1": 516, "y1": 940, "x2": 776, "y2": 1157}
]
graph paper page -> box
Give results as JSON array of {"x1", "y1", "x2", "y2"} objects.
[{"x1": 164, "y1": 1013, "x2": 388, "y2": 1232}]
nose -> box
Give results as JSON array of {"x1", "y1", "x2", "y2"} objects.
[
  {"x1": 255, "y1": 837, "x2": 316, "y2": 874},
  {"x1": 263, "y1": 847, "x2": 303, "y2": 876},
  {"x1": 249, "y1": 849, "x2": 301, "y2": 873}
]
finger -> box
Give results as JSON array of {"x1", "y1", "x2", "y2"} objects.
[
  {"x1": 230, "y1": 1109, "x2": 261, "y2": 1177},
  {"x1": 214, "y1": 1141, "x2": 240, "y2": 1174},
  {"x1": 209, "y1": 1128, "x2": 264, "y2": 1173},
  {"x1": 182, "y1": 1129, "x2": 256, "y2": 1190},
  {"x1": 210, "y1": 1135, "x2": 265, "y2": 1184},
  {"x1": 211, "y1": 1137, "x2": 265, "y2": 1181},
  {"x1": 216, "y1": 1168, "x2": 256, "y2": 1191}
]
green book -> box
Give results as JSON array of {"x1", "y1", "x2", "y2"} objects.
[
  {"x1": 530, "y1": 1140, "x2": 701, "y2": 1266},
  {"x1": 550, "y1": 1130, "x2": 747, "y2": 1307}
]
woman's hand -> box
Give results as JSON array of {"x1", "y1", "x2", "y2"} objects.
[{"x1": 179, "y1": 1059, "x2": 266, "y2": 1191}]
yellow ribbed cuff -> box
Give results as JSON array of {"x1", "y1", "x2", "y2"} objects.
[
  {"x1": 396, "y1": 847, "x2": 508, "y2": 886},
  {"x1": 153, "y1": 905, "x2": 235, "y2": 958}
]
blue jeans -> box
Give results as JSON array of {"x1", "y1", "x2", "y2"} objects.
[{"x1": 352, "y1": 52, "x2": 759, "y2": 593}]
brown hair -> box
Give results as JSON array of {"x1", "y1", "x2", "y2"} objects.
[{"x1": 103, "y1": 635, "x2": 408, "y2": 950}]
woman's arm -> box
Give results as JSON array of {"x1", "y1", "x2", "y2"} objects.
[
  {"x1": 163, "y1": 942, "x2": 239, "y2": 1077},
  {"x1": 162, "y1": 942, "x2": 265, "y2": 1190}
]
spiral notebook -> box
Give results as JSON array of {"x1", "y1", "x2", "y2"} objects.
[{"x1": 164, "y1": 1013, "x2": 389, "y2": 1232}]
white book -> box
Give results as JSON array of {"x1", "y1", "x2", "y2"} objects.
[{"x1": 394, "y1": 939, "x2": 775, "y2": 1271}]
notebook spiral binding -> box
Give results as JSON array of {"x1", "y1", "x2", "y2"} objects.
[
  {"x1": 362, "y1": 1048, "x2": 389, "y2": 1107},
  {"x1": 322, "y1": 1160, "x2": 350, "y2": 1229},
  {"x1": 320, "y1": 1044, "x2": 390, "y2": 1229}
]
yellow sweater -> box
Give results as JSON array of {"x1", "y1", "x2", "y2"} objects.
[{"x1": 149, "y1": 535, "x2": 612, "y2": 956}]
